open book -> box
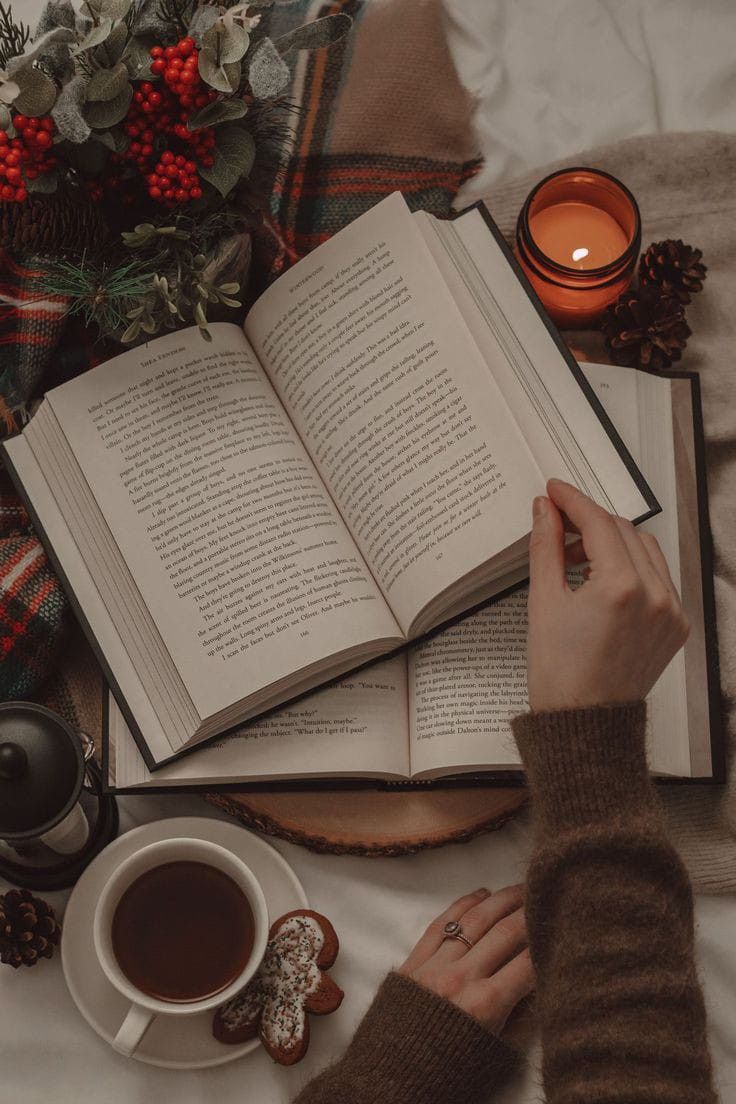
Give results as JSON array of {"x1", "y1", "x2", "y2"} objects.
[
  {"x1": 3, "y1": 194, "x2": 656, "y2": 771},
  {"x1": 108, "y1": 361, "x2": 723, "y2": 790}
]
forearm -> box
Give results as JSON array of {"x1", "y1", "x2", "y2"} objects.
[
  {"x1": 294, "y1": 972, "x2": 518, "y2": 1104},
  {"x1": 513, "y1": 703, "x2": 716, "y2": 1104}
]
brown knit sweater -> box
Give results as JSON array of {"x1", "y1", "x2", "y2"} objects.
[{"x1": 295, "y1": 703, "x2": 717, "y2": 1104}]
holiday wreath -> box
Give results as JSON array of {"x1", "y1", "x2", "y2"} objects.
[{"x1": 0, "y1": 0, "x2": 350, "y2": 342}]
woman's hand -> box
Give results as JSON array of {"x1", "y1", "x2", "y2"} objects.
[
  {"x1": 527, "y1": 479, "x2": 689, "y2": 713},
  {"x1": 398, "y1": 884, "x2": 534, "y2": 1035}
]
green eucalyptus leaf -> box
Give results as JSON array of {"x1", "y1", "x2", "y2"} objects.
[
  {"x1": 188, "y1": 5, "x2": 220, "y2": 44},
  {"x1": 52, "y1": 74, "x2": 90, "y2": 141},
  {"x1": 198, "y1": 124, "x2": 255, "y2": 197},
  {"x1": 34, "y1": 0, "x2": 77, "y2": 35},
  {"x1": 13, "y1": 67, "x2": 58, "y2": 117},
  {"x1": 83, "y1": 82, "x2": 132, "y2": 127},
  {"x1": 72, "y1": 18, "x2": 114, "y2": 55},
  {"x1": 87, "y1": 61, "x2": 128, "y2": 101},
  {"x1": 121, "y1": 319, "x2": 141, "y2": 343},
  {"x1": 7, "y1": 27, "x2": 75, "y2": 74},
  {"x1": 26, "y1": 169, "x2": 58, "y2": 193},
  {"x1": 198, "y1": 51, "x2": 241, "y2": 94},
  {"x1": 274, "y1": 13, "x2": 351, "y2": 55},
  {"x1": 82, "y1": 0, "x2": 131, "y2": 18},
  {"x1": 202, "y1": 22, "x2": 249, "y2": 65},
  {"x1": 91, "y1": 127, "x2": 128, "y2": 151},
  {"x1": 187, "y1": 98, "x2": 247, "y2": 130},
  {"x1": 246, "y1": 37, "x2": 289, "y2": 99},
  {"x1": 93, "y1": 21, "x2": 128, "y2": 66},
  {"x1": 123, "y1": 35, "x2": 155, "y2": 79}
]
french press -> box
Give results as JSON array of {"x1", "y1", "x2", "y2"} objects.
[{"x1": 0, "y1": 702, "x2": 118, "y2": 889}]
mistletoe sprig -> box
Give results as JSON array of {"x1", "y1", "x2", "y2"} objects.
[{"x1": 0, "y1": 0, "x2": 351, "y2": 206}]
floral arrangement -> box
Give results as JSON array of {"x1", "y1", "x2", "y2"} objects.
[{"x1": 0, "y1": 0, "x2": 350, "y2": 341}]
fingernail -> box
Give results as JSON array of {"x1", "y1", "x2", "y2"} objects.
[
  {"x1": 533, "y1": 496, "x2": 547, "y2": 521},
  {"x1": 473, "y1": 887, "x2": 491, "y2": 898}
]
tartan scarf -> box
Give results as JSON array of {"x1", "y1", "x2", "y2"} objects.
[
  {"x1": 0, "y1": 0, "x2": 477, "y2": 702},
  {"x1": 0, "y1": 251, "x2": 70, "y2": 699}
]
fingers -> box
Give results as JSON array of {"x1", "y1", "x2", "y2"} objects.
[
  {"x1": 464, "y1": 905, "x2": 527, "y2": 977},
  {"x1": 529, "y1": 495, "x2": 567, "y2": 598},
  {"x1": 612, "y1": 518, "x2": 667, "y2": 595},
  {"x1": 400, "y1": 888, "x2": 491, "y2": 974},
  {"x1": 469, "y1": 948, "x2": 535, "y2": 1032},
  {"x1": 639, "y1": 531, "x2": 679, "y2": 594},
  {"x1": 546, "y1": 479, "x2": 634, "y2": 576},
  {"x1": 434, "y1": 884, "x2": 525, "y2": 963}
]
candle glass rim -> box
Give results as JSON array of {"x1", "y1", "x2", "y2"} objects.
[{"x1": 516, "y1": 166, "x2": 641, "y2": 281}]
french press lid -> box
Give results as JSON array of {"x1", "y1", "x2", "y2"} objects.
[{"x1": 0, "y1": 702, "x2": 84, "y2": 840}]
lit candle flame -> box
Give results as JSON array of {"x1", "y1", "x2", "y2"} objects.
[{"x1": 572, "y1": 247, "x2": 589, "y2": 263}]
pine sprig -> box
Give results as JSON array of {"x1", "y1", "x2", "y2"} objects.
[
  {"x1": 36, "y1": 256, "x2": 157, "y2": 335},
  {"x1": 155, "y1": 0, "x2": 195, "y2": 37},
  {"x1": 0, "y1": 2, "x2": 30, "y2": 69}
]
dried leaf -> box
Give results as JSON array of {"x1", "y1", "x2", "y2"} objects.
[
  {"x1": 198, "y1": 124, "x2": 255, "y2": 197},
  {"x1": 187, "y1": 98, "x2": 247, "y2": 130},
  {"x1": 274, "y1": 13, "x2": 351, "y2": 55},
  {"x1": 246, "y1": 37, "x2": 289, "y2": 99},
  {"x1": 87, "y1": 60, "x2": 128, "y2": 101},
  {"x1": 13, "y1": 67, "x2": 57, "y2": 117},
  {"x1": 83, "y1": 82, "x2": 132, "y2": 127}
]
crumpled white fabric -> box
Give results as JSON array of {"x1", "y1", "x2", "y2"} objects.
[{"x1": 444, "y1": 0, "x2": 736, "y2": 202}]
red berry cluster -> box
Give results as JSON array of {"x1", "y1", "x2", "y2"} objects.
[
  {"x1": 0, "y1": 115, "x2": 56, "y2": 203},
  {"x1": 150, "y1": 38, "x2": 205, "y2": 107},
  {"x1": 146, "y1": 150, "x2": 203, "y2": 203},
  {"x1": 107, "y1": 36, "x2": 220, "y2": 207}
]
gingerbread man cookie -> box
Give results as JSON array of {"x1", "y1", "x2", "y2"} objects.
[{"x1": 213, "y1": 909, "x2": 343, "y2": 1065}]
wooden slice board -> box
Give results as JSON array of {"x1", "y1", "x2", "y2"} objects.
[{"x1": 206, "y1": 786, "x2": 528, "y2": 857}]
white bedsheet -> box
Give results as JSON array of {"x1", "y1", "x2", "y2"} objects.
[
  {"x1": 4, "y1": 2, "x2": 736, "y2": 1100},
  {"x1": 444, "y1": 0, "x2": 736, "y2": 203}
]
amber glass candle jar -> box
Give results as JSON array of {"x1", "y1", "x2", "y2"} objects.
[{"x1": 515, "y1": 168, "x2": 641, "y2": 329}]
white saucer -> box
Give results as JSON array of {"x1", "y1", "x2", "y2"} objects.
[{"x1": 61, "y1": 816, "x2": 307, "y2": 1069}]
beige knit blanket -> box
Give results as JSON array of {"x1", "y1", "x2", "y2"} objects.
[{"x1": 480, "y1": 132, "x2": 736, "y2": 893}]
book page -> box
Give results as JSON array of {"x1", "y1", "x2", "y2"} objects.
[
  {"x1": 409, "y1": 363, "x2": 694, "y2": 780},
  {"x1": 408, "y1": 593, "x2": 526, "y2": 777},
  {"x1": 416, "y1": 208, "x2": 653, "y2": 522},
  {"x1": 581, "y1": 363, "x2": 692, "y2": 777},
  {"x1": 110, "y1": 655, "x2": 410, "y2": 788},
  {"x1": 43, "y1": 325, "x2": 401, "y2": 722},
  {"x1": 245, "y1": 193, "x2": 545, "y2": 635}
]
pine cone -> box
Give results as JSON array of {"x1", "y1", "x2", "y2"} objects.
[
  {"x1": 639, "y1": 238, "x2": 707, "y2": 304},
  {"x1": 601, "y1": 285, "x2": 691, "y2": 371},
  {"x1": 0, "y1": 889, "x2": 61, "y2": 969},
  {"x1": 0, "y1": 194, "x2": 112, "y2": 257}
]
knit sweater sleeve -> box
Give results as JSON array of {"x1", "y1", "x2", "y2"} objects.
[
  {"x1": 512, "y1": 702, "x2": 717, "y2": 1104},
  {"x1": 293, "y1": 971, "x2": 519, "y2": 1104}
]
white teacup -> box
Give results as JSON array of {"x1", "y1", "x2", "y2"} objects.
[{"x1": 93, "y1": 837, "x2": 268, "y2": 1056}]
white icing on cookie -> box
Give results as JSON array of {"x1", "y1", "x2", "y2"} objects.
[{"x1": 219, "y1": 915, "x2": 325, "y2": 1051}]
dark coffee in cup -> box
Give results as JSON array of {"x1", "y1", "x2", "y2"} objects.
[{"x1": 111, "y1": 860, "x2": 255, "y2": 1003}]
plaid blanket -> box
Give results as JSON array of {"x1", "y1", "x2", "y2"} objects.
[{"x1": 0, "y1": 0, "x2": 478, "y2": 702}]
